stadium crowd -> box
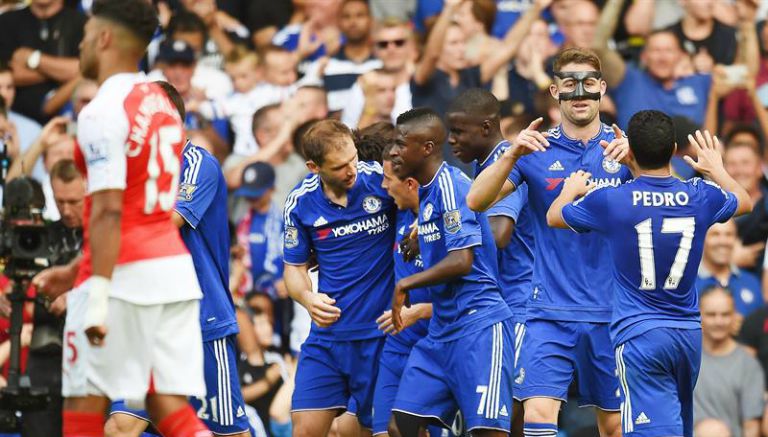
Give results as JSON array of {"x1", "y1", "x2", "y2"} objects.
[{"x1": 2, "y1": 0, "x2": 768, "y2": 436}]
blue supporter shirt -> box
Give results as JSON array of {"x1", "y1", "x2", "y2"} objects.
[
  {"x1": 611, "y1": 66, "x2": 711, "y2": 130},
  {"x1": 474, "y1": 140, "x2": 534, "y2": 314},
  {"x1": 507, "y1": 124, "x2": 633, "y2": 322},
  {"x1": 562, "y1": 176, "x2": 738, "y2": 345},
  {"x1": 418, "y1": 163, "x2": 511, "y2": 341},
  {"x1": 283, "y1": 161, "x2": 396, "y2": 340},
  {"x1": 696, "y1": 266, "x2": 764, "y2": 317},
  {"x1": 175, "y1": 142, "x2": 239, "y2": 341},
  {"x1": 385, "y1": 209, "x2": 431, "y2": 354},
  {"x1": 246, "y1": 205, "x2": 285, "y2": 297}
]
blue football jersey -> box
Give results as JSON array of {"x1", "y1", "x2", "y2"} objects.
[
  {"x1": 507, "y1": 124, "x2": 633, "y2": 322},
  {"x1": 386, "y1": 209, "x2": 431, "y2": 353},
  {"x1": 283, "y1": 161, "x2": 396, "y2": 341},
  {"x1": 247, "y1": 205, "x2": 285, "y2": 296},
  {"x1": 175, "y1": 142, "x2": 238, "y2": 341},
  {"x1": 474, "y1": 140, "x2": 534, "y2": 314},
  {"x1": 562, "y1": 176, "x2": 738, "y2": 345},
  {"x1": 418, "y1": 163, "x2": 511, "y2": 342}
]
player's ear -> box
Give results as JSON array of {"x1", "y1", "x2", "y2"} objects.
[
  {"x1": 423, "y1": 140, "x2": 434, "y2": 157},
  {"x1": 600, "y1": 80, "x2": 607, "y2": 97},
  {"x1": 549, "y1": 83, "x2": 559, "y2": 101},
  {"x1": 97, "y1": 26, "x2": 111, "y2": 50},
  {"x1": 306, "y1": 160, "x2": 320, "y2": 174}
]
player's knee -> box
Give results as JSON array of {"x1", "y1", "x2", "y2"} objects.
[
  {"x1": 292, "y1": 417, "x2": 321, "y2": 437},
  {"x1": 596, "y1": 410, "x2": 621, "y2": 437},
  {"x1": 694, "y1": 418, "x2": 732, "y2": 437},
  {"x1": 522, "y1": 398, "x2": 559, "y2": 424}
]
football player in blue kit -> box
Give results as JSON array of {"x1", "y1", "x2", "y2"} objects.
[
  {"x1": 547, "y1": 111, "x2": 752, "y2": 437},
  {"x1": 467, "y1": 48, "x2": 632, "y2": 437},
  {"x1": 446, "y1": 88, "x2": 535, "y2": 434},
  {"x1": 373, "y1": 145, "x2": 440, "y2": 437},
  {"x1": 283, "y1": 119, "x2": 396, "y2": 436},
  {"x1": 105, "y1": 82, "x2": 250, "y2": 437},
  {"x1": 388, "y1": 107, "x2": 514, "y2": 437}
]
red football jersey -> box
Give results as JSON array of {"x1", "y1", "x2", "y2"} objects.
[{"x1": 74, "y1": 73, "x2": 201, "y2": 305}]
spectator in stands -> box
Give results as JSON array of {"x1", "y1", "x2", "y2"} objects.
[
  {"x1": 594, "y1": 0, "x2": 712, "y2": 129},
  {"x1": 304, "y1": 0, "x2": 381, "y2": 114},
  {"x1": 558, "y1": 0, "x2": 599, "y2": 50},
  {"x1": 697, "y1": 220, "x2": 764, "y2": 333},
  {"x1": 225, "y1": 102, "x2": 308, "y2": 209},
  {"x1": 411, "y1": 0, "x2": 548, "y2": 117},
  {"x1": 293, "y1": 86, "x2": 329, "y2": 124},
  {"x1": 0, "y1": 64, "x2": 41, "y2": 173},
  {"x1": 694, "y1": 286, "x2": 764, "y2": 437},
  {"x1": 505, "y1": 18, "x2": 558, "y2": 116},
  {"x1": 177, "y1": 0, "x2": 249, "y2": 68},
  {"x1": 0, "y1": 96, "x2": 19, "y2": 170},
  {"x1": 668, "y1": 0, "x2": 737, "y2": 72},
  {"x1": 0, "y1": 0, "x2": 85, "y2": 123},
  {"x1": 723, "y1": 127, "x2": 768, "y2": 273},
  {"x1": 349, "y1": 69, "x2": 397, "y2": 129},
  {"x1": 162, "y1": 11, "x2": 234, "y2": 99},
  {"x1": 239, "y1": 310, "x2": 295, "y2": 437},
  {"x1": 234, "y1": 162, "x2": 285, "y2": 301},
  {"x1": 341, "y1": 17, "x2": 415, "y2": 129},
  {"x1": 153, "y1": 39, "x2": 230, "y2": 151},
  {"x1": 739, "y1": 300, "x2": 768, "y2": 392},
  {"x1": 272, "y1": 0, "x2": 343, "y2": 65},
  {"x1": 694, "y1": 418, "x2": 734, "y2": 437},
  {"x1": 246, "y1": 1, "x2": 295, "y2": 49}
]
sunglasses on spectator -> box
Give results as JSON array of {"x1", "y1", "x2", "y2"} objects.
[{"x1": 375, "y1": 39, "x2": 407, "y2": 49}]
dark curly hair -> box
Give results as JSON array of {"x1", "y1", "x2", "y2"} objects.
[{"x1": 91, "y1": 0, "x2": 159, "y2": 46}]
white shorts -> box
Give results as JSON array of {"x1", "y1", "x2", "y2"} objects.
[{"x1": 63, "y1": 282, "x2": 206, "y2": 402}]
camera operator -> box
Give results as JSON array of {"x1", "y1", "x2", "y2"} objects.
[{"x1": 21, "y1": 159, "x2": 83, "y2": 437}]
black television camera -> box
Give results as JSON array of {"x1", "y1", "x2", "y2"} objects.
[{"x1": 0, "y1": 142, "x2": 65, "y2": 429}]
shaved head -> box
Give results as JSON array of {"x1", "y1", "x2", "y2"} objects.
[
  {"x1": 447, "y1": 88, "x2": 501, "y2": 120},
  {"x1": 395, "y1": 107, "x2": 447, "y2": 155}
]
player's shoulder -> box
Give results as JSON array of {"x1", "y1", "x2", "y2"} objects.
[
  {"x1": 357, "y1": 160, "x2": 383, "y2": 177},
  {"x1": 78, "y1": 74, "x2": 145, "y2": 128},
  {"x1": 285, "y1": 173, "x2": 321, "y2": 213},
  {"x1": 433, "y1": 164, "x2": 472, "y2": 209},
  {"x1": 687, "y1": 177, "x2": 729, "y2": 197},
  {"x1": 182, "y1": 142, "x2": 221, "y2": 179},
  {"x1": 573, "y1": 182, "x2": 612, "y2": 207}
]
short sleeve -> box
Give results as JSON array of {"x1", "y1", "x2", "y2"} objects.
[
  {"x1": 175, "y1": 150, "x2": 218, "y2": 229},
  {"x1": 438, "y1": 172, "x2": 482, "y2": 252},
  {"x1": 487, "y1": 182, "x2": 527, "y2": 221},
  {"x1": 282, "y1": 200, "x2": 312, "y2": 265},
  {"x1": 561, "y1": 187, "x2": 609, "y2": 234},
  {"x1": 740, "y1": 352, "x2": 766, "y2": 420},
  {"x1": 507, "y1": 158, "x2": 525, "y2": 189},
  {"x1": 699, "y1": 179, "x2": 738, "y2": 225},
  {"x1": 76, "y1": 104, "x2": 129, "y2": 193}
]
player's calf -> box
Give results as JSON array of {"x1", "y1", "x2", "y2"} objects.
[
  {"x1": 595, "y1": 409, "x2": 621, "y2": 437},
  {"x1": 292, "y1": 409, "x2": 340, "y2": 437},
  {"x1": 522, "y1": 398, "x2": 560, "y2": 437},
  {"x1": 147, "y1": 394, "x2": 212, "y2": 437}
]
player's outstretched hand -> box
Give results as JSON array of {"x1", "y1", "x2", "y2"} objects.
[
  {"x1": 561, "y1": 170, "x2": 596, "y2": 199},
  {"x1": 306, "y1": 292, "x2": 341, "y2": 328},
  {"x1": 504, "y1": 117, "x2": 550, "y2": 160},
  {"x1": 683, "y1": 130, "x2": 725, "y2": 177},
  {"x1": 391, "y1": 281, "x2": 411, "y2": 333},
  {"x1": 599, "y1": 124, "x2": 630, "y2": 164},
  {"x1": 33, "y1": 264, "x2": 78, "y2": 301}
]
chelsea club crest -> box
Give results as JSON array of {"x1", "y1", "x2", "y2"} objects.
[
  {"x1": 423, "y1": 203, "x2": 434, "y2": 221},
  {"x1": 602, "y1": 157, "x2": 621, "y2": 174},
  {"x1": 363, "y1": 196, "x2": 382, "y2": 214}
]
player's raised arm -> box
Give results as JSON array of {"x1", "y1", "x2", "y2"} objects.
[
  {"x1": 684, "y1": 130, "x2": 754, "y2": 216},
  {"x1": 546, "y1": 170, "x2": 595, "y2": 229},
  {"x1": 466, "y1": 117, "x2": 549, "y2": 211}
]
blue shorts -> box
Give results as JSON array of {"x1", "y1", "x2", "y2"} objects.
[
  {"x1": 393, "y1": 320, "x2": 515, "y2": 432},
  {"x1": 615, "y1": 328, "x2": 701, "y2": 437},
  {"x1": 292, "y1": 336, "x2": 385, "y2": 429},
  {"x1": 514, "y1": 319, "x2": 620, "y2": 410},
  {"x1": 189, "y1": 335, "x2": 250, "y2": 434},
  {"x1": 373, "y1": 348, "x2": 451, "y2": 436},
  {"x1": 111, "y1": 335, "x2": 249, "y2": 435},
  {"x1": 108, "y1": 401, "x2": 159, "y2": 436}
]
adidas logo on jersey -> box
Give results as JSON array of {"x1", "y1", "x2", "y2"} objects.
[
  {"x1": 237, "y1": 406, "x2": 245, "y2": 417},
  {"x1": 548, "y1": 161, "x2": 565, "y2": 171},
  {"x1": 314, "y1": 216, "x2": 329, "y2": 227},
  {"x1": 499, "y1": 405, "x2": 509, "y2": 417},
  {"x1": 635, "y1": 412, "x2": 651, "y2": 425}
]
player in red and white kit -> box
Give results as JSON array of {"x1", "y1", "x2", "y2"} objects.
[{"x1": 34, "y1": 1, "x2": 212, "y2": 436}]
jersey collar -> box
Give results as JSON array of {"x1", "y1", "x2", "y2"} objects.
[
  {"x1": 421, "y1": 161, "x2": 447, "y2": 189},
  {"x1": 478, "y1": 140, "x2": 510, "y2": 168},
  {"x1": 555, "y1": 123, "x2": 611, "y2": 151}
]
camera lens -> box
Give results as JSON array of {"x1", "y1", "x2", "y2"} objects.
[{"x1": 15, "y1": 229, "x2": 42, "y2": 255}]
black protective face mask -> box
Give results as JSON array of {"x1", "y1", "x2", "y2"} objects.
[{"x1": 554, "y1": 71, "x2": 602, "y2": 102}]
